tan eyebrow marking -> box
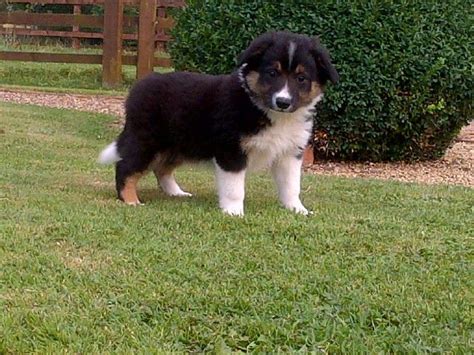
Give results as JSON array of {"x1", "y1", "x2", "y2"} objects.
[{"x1": 295, "y1": 64, "x2": 306, "y2": 75}]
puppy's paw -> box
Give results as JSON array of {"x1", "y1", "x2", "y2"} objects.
[
  {"x1": 294, "y1": 206, "x2": 313, "y2": 216},
  {"x1": 125, "y1": 200, "x2": 143, "y2": 206},
  {"x1": 169, "y1": 191, "x2": 193, "y2": 197},
  {"x1": 221, "y1": 204, "x2": 244, "y2": 217},
  {"x1": 284, "y1": 201, "x2": 312, "y2": 216},
  {"x1": 222, "y1": 208, "x2": 244, "y2": 217}
]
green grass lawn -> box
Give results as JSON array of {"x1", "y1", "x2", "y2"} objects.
[
  {"x1": 0, "y1": 102, "x2": 472, "y2": 352},
  {"x1": 0, "y1": 60, "x2": 134, "y2": 92}
]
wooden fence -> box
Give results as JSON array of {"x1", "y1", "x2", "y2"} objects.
[{"x1": 0, "y1": 0, "x2": 186, "y2": 87}]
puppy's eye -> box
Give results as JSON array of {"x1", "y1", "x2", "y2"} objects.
[
  {"x1": 267, "y1": 69, "x2": 278, "y2": 78},
  {"x1": 297, "y1": 75, "x2": 308, "y2": 83}
]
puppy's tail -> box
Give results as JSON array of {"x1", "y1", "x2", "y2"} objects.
[{"x1": 98, "y1": 141, "x2": 121, "y2": 164}]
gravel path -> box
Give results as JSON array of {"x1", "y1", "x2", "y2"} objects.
[
  {"x1": 1, "y1": 88, "x2": 472, "y2": 187},
  {"x1": 0, "y1": 89, "x2": 125, "y2": 117}
]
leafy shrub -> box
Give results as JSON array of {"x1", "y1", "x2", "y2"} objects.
[{"x1": 170, "y1": 0, "x2": 472, "y2": 161}]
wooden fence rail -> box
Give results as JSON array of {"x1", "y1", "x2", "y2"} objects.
[{"x1": 0, "y1": 0, "x2": 185, "y2": 87}]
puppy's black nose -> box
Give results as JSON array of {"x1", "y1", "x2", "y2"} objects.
[{"x1": 276, "y1": 97, "x2": 291, "y2": 110}]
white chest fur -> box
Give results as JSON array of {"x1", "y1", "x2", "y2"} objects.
[{"x1": 241, "y1": 96, "x2": 321, "y2": 171}]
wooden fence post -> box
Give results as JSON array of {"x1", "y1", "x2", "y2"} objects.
[
  {"x1": 137, "y1": 0, "x2": 157, "y2": 79},
  {"x1": 72, "y1": 5, "x2": 81, "y2": 50},
  {"x1": 102, "y1": 0, "x2": 124, "y2": 88}
]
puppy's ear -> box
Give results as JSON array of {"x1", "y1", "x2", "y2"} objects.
[
  {"x1": 237, "y1": 32, "x2": 275, "y2": 68},
  {"x1": 311, "y1": 37, "x2": 339, "y2": 85}
]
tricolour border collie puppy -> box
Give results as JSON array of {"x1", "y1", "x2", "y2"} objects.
[{"x1": 98, "y1": 31, "x2": 339, "y2": 216}]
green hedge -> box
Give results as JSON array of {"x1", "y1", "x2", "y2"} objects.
[{"x1": 170, "y1": 0, "x2": 472, "y2": 161}]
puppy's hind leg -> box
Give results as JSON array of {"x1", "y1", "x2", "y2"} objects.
[
  {"x1": 120, "y1": 174, "x2": 144, "y2": 205},
  {"x1": 115, "y1": 144, "x2": 156, "y2": 205},
  {"x1": 152, "y1": 159, "x2": 192, "y2": 197},
  {"x1": 158, "y1": 173, "x2": 193, "y2": 197},
  {"x1": 115, "y1": 161, "x2": 145, "y2": 205}
]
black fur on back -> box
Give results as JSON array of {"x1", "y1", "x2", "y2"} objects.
[{"x1": 118, "y1": 71, "x2": 269, "y2": 174}]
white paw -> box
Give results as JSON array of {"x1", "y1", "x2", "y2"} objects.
[
  {"x1": 293, "y1": 206, "x2": 313, "y2": 216},
  {"x1": 125, "y1": 201, "x2": 143, "y2": 206},
  {"x1": 159, "y1": 175, "x2": 192, "y2": 197},
  {"x1": 222, "y1": 208, "x2": 244, "y2": 217},
  {"x1": 168, "y1": 191, "x2": 193, "y2": 197},
  {"x1": 221, "y1": 203, "x2": 244, "y2": 217},
  {"x1": 284, "y1": 201, "x2": 312, "y2": 216}
]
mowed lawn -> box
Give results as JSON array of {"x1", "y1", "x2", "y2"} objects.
[{"x1": 0, "y1": 102, "x2": 472, "y2": 353}]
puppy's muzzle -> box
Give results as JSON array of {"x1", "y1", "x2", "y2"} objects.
[{"x1": 275, "y1": 97, "x2": 291, "y2": 110}]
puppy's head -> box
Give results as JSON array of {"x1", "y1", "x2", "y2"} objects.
[{"x1": 238, "y1": 31, "x2": 339, "y2": 113}]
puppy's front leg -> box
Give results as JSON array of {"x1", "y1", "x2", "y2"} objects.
[
  {"x1": 214, "y1": 162, "x2": 246, "y2": 217},
  {"x1": 272, "y1": 154, "x2": 310, "y2": 215}
]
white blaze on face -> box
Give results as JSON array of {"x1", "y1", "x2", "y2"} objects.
[
  {"x1": 272, "y1": 82, "x2": 292, "y2": 109},
  {"x1": 276, "y1": 82, "x2": 291, "y2": 99},
  {"x1": 288, "y1": 41, "x2": 297, "y2": 69}
]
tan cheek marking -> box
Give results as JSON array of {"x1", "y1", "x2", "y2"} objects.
[
  {"x1": 274, "y1": 61, "x2": 282, "y2": 72},
  {"x1": 310, "y1": 81, "x2": 323, "y2": 97},
  {"x1": 300, "y1": 82, "x2": 323, "y2": 105},
  {"x1": 245, "y1": 71, "x2": 269, "y2": 96},
  {"x1": 246, "y1": 71, "x2": 260, "y2": 92},
  {"x1": 121, "y1": 173, "x2": 143, "y2": 205}
]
